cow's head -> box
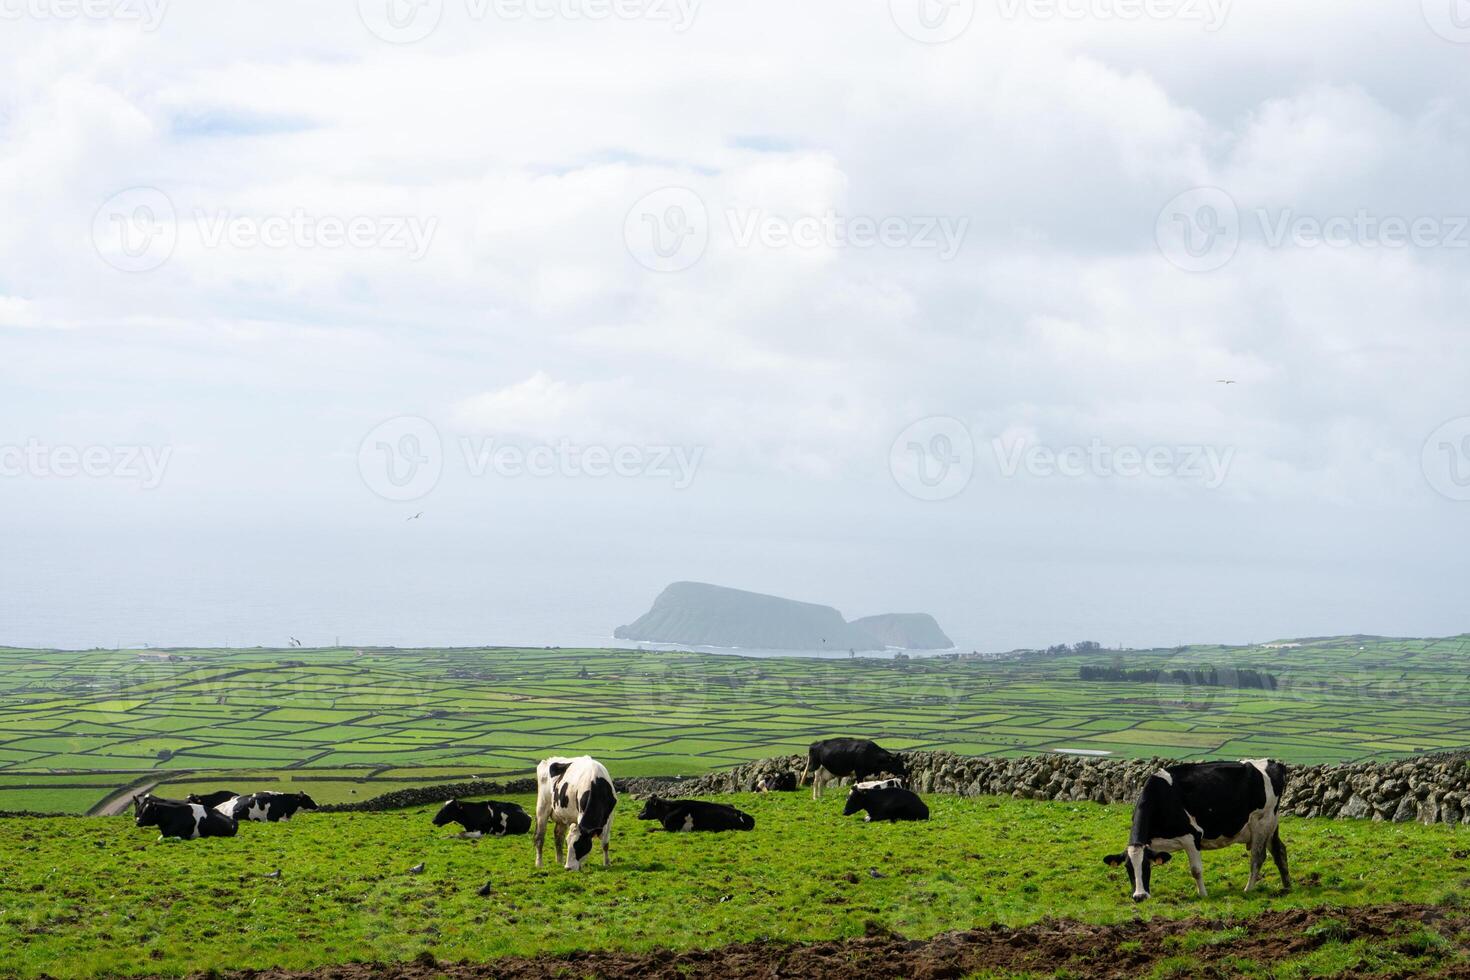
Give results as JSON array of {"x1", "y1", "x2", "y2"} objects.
[
  {"x1": 134, "y1": 798, "x2": 159, "y2": 828},
  {"x1": 636, "y1": 796, "x2": 667, "y2": 821},
  {"x1": 884, "y1": 751, "x2": 909, "y2": 777},
  {"x1": 1103, "y1": 847, "x2": 1171, "y2": 901},
  {"x1": 432, "y1": 800, "x2": 462, "y2": 827},
  {"x1": 294, "y1": 793, "x2": 319, "y2": 810},
  {"x1": 842, "y1": 787, "x2": 870, "y2": 817},
  {"x1": 566, "y1": 825, "x2": 596, "y2": 869}
]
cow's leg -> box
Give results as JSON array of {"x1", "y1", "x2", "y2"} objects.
[
  {"x1": 533, "y1": 808, "x2": 549, "y2": 868},
  {"x1": 812, "y1": 768, "x2": 824, "y2": 800},
  {"x1": 1244, "y1": 834, "x2": 1269, "y2": 892},
  {"x1": 554, "y1": 823, "x2": 566, "y2": 867},
  {"x1": 601, "y1": 816, "x2": 612, "y2": 868},
  {"x1": 1269, "y1": 829, "x2": 1291, "y2": 891},
  {"x1": 1182, "y1": 838, "x2": 1206, "y2": 898}
]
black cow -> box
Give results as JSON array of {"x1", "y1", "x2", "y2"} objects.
[
  {"x1": 186, "y1": 790, "x2": 239, "y2": 809},
  {"x1": 637, "y1": 796, "x2": 755, "y2": 832},
  {"x1": 843, "y1": 786, "x2": 928, "y2": 822},
  {"x1": 225, "y1": 791, "x2": 319, "y2": 823},
  {"x1": 135, "y1": 797, "x2": 238, "y2": 839},
  {"x1": 802, "y1": 738, "x2": 907, "y2": 799},
  {"x1": 1102, "y1": 759, "x2": 1290, "y2": 902},
  {"x1": 432, "y1": 798, "x2": 532, "y2": 837},
  {"x1": 756, "y1": 771, "x2": 798, "y2": 792}
]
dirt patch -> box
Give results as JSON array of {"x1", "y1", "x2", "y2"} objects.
[{"x1": 193, "y1": 904, "x2": 1470, "y2": 979}]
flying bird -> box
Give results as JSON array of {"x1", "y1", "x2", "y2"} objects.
[
  {"x1": 1216, "y1": 379, "x2": 1236, "y2": 385},
  {"x1": 407, "y1": 512, "x2": 423, "y2": 521},
  {"x1": 288, "y1": 637, "x2": 301, "y2": 648}
]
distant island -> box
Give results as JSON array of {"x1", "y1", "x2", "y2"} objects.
[{"x1": 613, "y1": 581, "x2": 954, "y2": 651}]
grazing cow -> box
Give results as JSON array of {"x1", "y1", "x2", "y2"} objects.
[
  {"x1": 225, "y1": 791, "x2": 319, "y2": 823},
  {"x1": 756, "y1": 771, "x2": 798, "y2": 793},
  {"x1": 432, "y1": 799, "x2": 531, "y2": 837},
  {"x1": 843, "y1": 785, "x2": 929, "y2": 822},
  {"x1": 135, "y1": 797, "x2": 238, "y2": 839},
  {"x1": 637, "y1": 796, "x2": 755, "y2": 832},
  {"x1": 801, "y1": 738, "x2": 907, "y2": 799},
  {"x1": 186, "y1": 790, "x2": 239, "y2": 809},
  {"x1": 1102, "y1": 759, "x2": 1290, "y2": 902},
  {"x1": 534, "y1": 756, "x2": 617, "y2": 871},
  {"x1": 854, "y1": 778, "x2": 905, "y2": 791}
]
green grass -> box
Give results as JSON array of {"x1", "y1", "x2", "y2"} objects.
[
  {"x1": 3, "y1": 635, "x2": 1470, "y2": 812},
  {"x1": 2, "y1": 794, "x2": 1466, "y2": 978}
]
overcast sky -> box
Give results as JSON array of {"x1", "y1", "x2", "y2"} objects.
[{"x1": 1, "y1": 0, "x2": 1468, "y2": 652}]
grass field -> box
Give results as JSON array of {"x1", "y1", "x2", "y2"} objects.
[
  {"x1": 2, "y1": 635, "x2": 1469, "y2": 813},
  {"x1": 3, "y1": 792, "x2": 1468, "y2": 978}
]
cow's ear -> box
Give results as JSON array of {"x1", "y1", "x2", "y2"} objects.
[
  {"x1": 1102, "y1": 853, "x2": 1125, "y2": 867},
  {"x1": 1152, "y1": 852, "x2": 1172, "y2": 865}
]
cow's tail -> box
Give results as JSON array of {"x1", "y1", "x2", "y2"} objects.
[{"x1": 799, "y1": 750, "x2": 815, "y2": 787}]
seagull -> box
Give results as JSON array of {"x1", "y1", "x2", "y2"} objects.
[
  {"x1": 477, "y1": 881, "x2": 493, "y2": 897},
  {"x1": 408, "y1": 862, "x2": 425, "y2": 875},
  {"x1": 407, "y1": 512, "x2": 423, "y2": 522},
  {"x1": 868, "y1": 868, "x2": 886, "y2": 879},
  {"x1": 264, "y1": 869, "x2": 282, "y2": 879},
  {"x1": 1216, "y1": 379, "x2": 1236, "y2": 385},
  {"x1": 288, "y1": 637, "x2": 301, "y2": 648}
]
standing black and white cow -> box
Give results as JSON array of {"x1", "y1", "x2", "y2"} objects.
[
  {"x1": 224, "y1": 791, "x2": 319, "y2": 823},
  {"x1": 1102, "y1": 759, "x2": 1290, "y2": 902},
  {"x1": 432, "y1": 799, "x2": 531, "y2": 837},
  {"x1": 801, "y1": 738, "x2": 907, "y2": 799},
  {"x1": 134, "y1": 796, "x2": 238, "y2": 839},
  {"x1": 843, "y1": 785, "x2": 929, "y2": 822},
  {"x1": 534, "y1": 756, "x2": 617, "y2": 871},
  {"x1": 637, "y1": 796, "x2": 756, "y2": 832},
  {"x1": 186, "y1": 790, "x2": 240, "y2": 809}
]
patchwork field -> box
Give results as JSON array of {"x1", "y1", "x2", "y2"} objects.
[
  {"x1": 4, "y1": 793, "x2": 1469, "y2": 978},
  {"x1": 1, "y1": 635, "x2": 1469, "y2": 813}
]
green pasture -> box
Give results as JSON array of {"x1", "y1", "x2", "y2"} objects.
[
  {"x1": 0, "y1": 636, "x2": 1468, "y2": 813},
  {"x1": 3, "y1": 792, "x2": 1468, "y2": 978}
]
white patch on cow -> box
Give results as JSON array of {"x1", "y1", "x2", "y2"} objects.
[
  {"x1": 680, "y1": 813, "x2": 694, "y2": 832},
  {"x1": 1155, "y1": 769, "x2": 1173, "y2": 785},
  {"x1": 855, "y1": 778, "x2": 903, "y2": 791},
  {"x1": 188, "y1": 803, "x2": 207, "y2": 840},
  {"x1": 461, "y1": 831, "x2": 483, "y2": 839},
  {"x1": 214, "y1": 796, "x2": 241, "y2": 814},
  {"x1": 247, "y1": 801, "x2": 270, "y2": 822},
  {"x1": 1183, "y1": 809, "x2": 1204, "y2": 836}
]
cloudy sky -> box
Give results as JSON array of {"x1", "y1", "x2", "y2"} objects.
[{"x1": 1, "y1": 0, "x2": 1468, "y2": 652}]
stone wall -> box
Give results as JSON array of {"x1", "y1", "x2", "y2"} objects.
[{"x1": 621, "y1": 751, "x2": 1470, "y2": 828}]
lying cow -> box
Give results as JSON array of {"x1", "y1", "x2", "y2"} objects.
[
  {"x1": 224, "y1": 791, "x2": 319, "y2": 823},
  {"x1": 756, "y1": 771, "x2": 797, "y2": 792},
  {"x1": 186, "y1": 790, "x2": 239, "y2": 809},
  {"x1": 802, "y1": 737, "x2": 907, "y2": 799},
  {"x1": 637, "y1": 796, "x2": 755, "y2": 832},
  {"x1": 135, "y1": 796, "x2": 238, "y2": 839},
  {"x1": 1102, "y1": 759, "x2": 1290, "y2": 902},
  {"x1": 433, "y1": 798, "x2": 531, "y2": 837},
  {"x1": 534, "y1": 756, "x2": 617, "y2": 871},
  {"x1": 843, "y1": 785, "x2": 929, "y2": 822}
]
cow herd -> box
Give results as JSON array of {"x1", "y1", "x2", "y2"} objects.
[
  {"x1": 131, "y1": 790, "x2": 318, "y2": 839},
  {"x1": 127, "y1": 738, "x2": 1293, "y2": 902}
]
